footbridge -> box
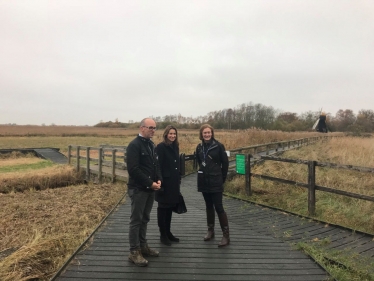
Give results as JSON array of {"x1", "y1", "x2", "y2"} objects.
[{"x1": 52, "y1": 172, "x2": 331, "y2": 281}]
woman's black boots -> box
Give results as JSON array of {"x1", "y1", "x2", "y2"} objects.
[
  {"x1": 165, "y1": 208, "x2": 179, "y2": 242},
  {"x1": 204, "y1": 208, "x2": 215, "y2": 241},
  {"x1": 157, "y1": 207, "x2": 171, "y2": 246},
  {"x1": 218, "y1": 212, "x2": 230, "y2": 247}
]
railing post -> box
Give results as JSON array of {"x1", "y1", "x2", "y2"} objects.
[
  {"x1": 86, "y1": 147, "x2": 90, "y2": 181},
  {"x1": 98, "y1": 148, "x2": 103, "y2": 183},
  {"x1": 193, "y1": 151, "x2": 197, "y2": 170},
  {"x1": 308, "y1": 160, "x2": 316, "y2": 216},
  {"x1": 266, "y1": 145, "x2": 269, "y2": 155},
  {"x1": 112, "y1": 149, "x2": 116, "y2": 183},
  {"x1": 68, "y1": 145, "x2": 72, "y2": 164},
  {"x1": 245, "y1": 154, "x2": 252, "y2": 196},
  {"x1": 76, "y1": 146, "x2": 80, "y2": 172},
  {"x1": 180, "y1": 153, "x2": 186, "y2": 176}
]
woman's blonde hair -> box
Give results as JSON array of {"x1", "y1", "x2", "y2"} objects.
[
  {"x1": 162, "y1": 125, "x2": 179, "y2": 146},
  {"x1": 199, "y1": 124, "x2": 215, "y2": 141}
]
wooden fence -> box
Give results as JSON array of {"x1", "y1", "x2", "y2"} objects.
[
  {"x1": 67, "y1": 135, "x2": 331, "y2": 183},
  {"x1": 182, "y1": 135, "x2": 330, "y2": 171},
  {"x1": 245, "y1": 155, "x2": 374, "y2": 216},
  {"x1": 66, "y1": 134, "x2": 374, "y2": 218},
  {"x1": 67, "y1": 145, "x2": 127, "y2": 183}
]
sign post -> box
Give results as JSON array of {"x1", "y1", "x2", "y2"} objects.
[
  {"x1": 236, "y1": 154, "x2": 246, "y2": 175},
  {"x1": 236, "y1": 154, "x2": 252, "y2": 195}
]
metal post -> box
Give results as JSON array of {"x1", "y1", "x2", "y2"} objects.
[{"x1": 308, "y1": 161, "x2": 316, "y2": 216}]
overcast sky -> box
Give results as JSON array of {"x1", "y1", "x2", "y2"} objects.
[{"x1": 1, "y1": 0, "x2": 373, "y2": 126}]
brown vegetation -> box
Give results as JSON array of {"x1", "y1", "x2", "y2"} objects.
[
  {"x1": 0, "y1": 126, "x2": 347, "y2": 280},
  {"x1": 225, "y1": 137, "x2": 374, "y2": 234},
  {"x1": 0, "y1": 166, "x2": 85, "y2": 193},
  {"x1": 0, "y1": 183, "x2": 126, "y2": 281},
  {"x1": 0, "y1": 125, "x2": 138, "y2": 137},
  {"x1": 0, "y1": 124, "x2": 341, "y2": 156}
]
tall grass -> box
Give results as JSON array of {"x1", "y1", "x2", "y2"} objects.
[
  {"x1": 0, "y1": 183, "x2": 126, "y2": 281},
  {"x1": 225, "y1": 137, "x2": 374, "y2": 234},
  {"x1": 0, "y1": 127, "x2": 345, "y2": 280},
  {"x1": 225, "y1": 136, "x2": 374, "y2": 281},
  {"x1": 0, "y1": 125, "x2": 341, "y2": 155}
]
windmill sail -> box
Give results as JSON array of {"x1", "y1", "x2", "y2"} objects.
[{"x1": 312, "y1": 119, "x2": 319, "y2": 130}]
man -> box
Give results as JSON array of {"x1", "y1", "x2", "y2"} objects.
[{"x1": 126, "y1": 118, "x2": 162, "y2": 267}]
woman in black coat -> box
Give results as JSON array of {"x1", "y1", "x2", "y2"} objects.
[
  {"x1": 196, "y1": 124, "x2": 230, "y2": 247},
  {"x1": 155, "y1": 125, "x2": 181, "y2": 245}
]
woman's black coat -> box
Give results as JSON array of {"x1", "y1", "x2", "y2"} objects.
[
  {"x1": 155, "y1": 142, "x2": 181, "y2": 204},
  {"x1": 195, "y1": 138, "x2": 229, "y2": 193}
]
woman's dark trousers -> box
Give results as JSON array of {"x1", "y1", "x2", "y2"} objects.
[
  {"x1": 157, "y1": 207, "x2": 179, "y2": 246},
  {"x1": 202, "y1": 192, "x2": 230, "y2": 247}
]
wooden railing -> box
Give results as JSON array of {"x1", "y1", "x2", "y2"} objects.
[
  {"x1": 68, "y1": 145, "x2": 127, "y2": 183},
  {"x1": 66, "y1": 135, "x2": 373, "y2": 220},
  {"x1": 181, "y1": 135, "x2": 333, "y2": 171},
  {"x1": 245, "y1": 155, "x2": 374, "y2": 216},
  {"x1": 67, "y1": 135, "x2": 336, "y2": 184}
]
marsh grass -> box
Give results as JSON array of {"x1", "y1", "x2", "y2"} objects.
[
  {"x1": 0, "y1": 160, "x2": 55, "y2": 173},
  {"x1": 0, "y1": 126, "x2": 343, "y2": 280},
  {"x1": 0, "y1": 125, "x2": 338, "y2": 155},
  {"x1": 224, "y1": 136, "x2": 374, "y2": 281},
  {"x1": 0, "y1": 165, "x2": 85, "y2": 193},
  {"x1": 225, "y1": 137, "x2": 374, "y2": 234},
  {"x1": 0, "y1": 183, "x2": 126, "y2": 281},
  {"x1": 296, "y1": 242, "x2": 374, "y2": 281}
]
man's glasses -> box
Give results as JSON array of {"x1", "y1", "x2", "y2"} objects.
[{"x1": 142, "y1": 126, "x2": 157, "y2": 131}]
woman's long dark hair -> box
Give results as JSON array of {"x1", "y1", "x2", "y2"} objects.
[{"x1": 162, "y1": 125, "x2": 179, "y2": 146}]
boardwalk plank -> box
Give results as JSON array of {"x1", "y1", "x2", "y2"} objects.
[{"x1": 55, "y1": 173, "x2": 331, "y2": 281}]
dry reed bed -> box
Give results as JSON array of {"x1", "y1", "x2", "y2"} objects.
[
  {"x1": 0, "y1": 183, "x2": 126, "y2": 281},
  {"x1": 0, "y1": 125, "x2": 139, "y2": 136},
  {"x1": 0, "y1": 126, "x2": 338, "y2": 155},
  {"x1": 0, "y1": 129, "x2": 342, "y2": 280},
  {"x1": 0, "y1": 166, "x2": 85, "y2": 193},
  {"x1": 227, "y1": 137, "x2": 374, "y2": 234}
]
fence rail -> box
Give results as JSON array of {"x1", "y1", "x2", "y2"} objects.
[
  {"x1": 248, "y1": 155, "x2": 374, "y2": 216},
  {"x1": 67, "y1": 135, "x2": 333, "y2": 184},
  {"x1": 68, "y1": 145, "x2": 126, "y2": 183}
]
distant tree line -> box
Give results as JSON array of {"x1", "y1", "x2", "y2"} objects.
[{"x1": 94, "y1": 102, "x2": 374, "y2": 133}]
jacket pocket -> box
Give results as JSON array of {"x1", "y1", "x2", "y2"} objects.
[
  {"x1": 208, "y1": 173, "x2": 223, "y2": 187},
  {"x1": 197, "y1": 171, "x2": 205, "y2": 187}
]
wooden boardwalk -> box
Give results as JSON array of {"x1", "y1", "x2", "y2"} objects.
[{"x1": 55, "y1": 173, "x2": 332, "y2": 281}]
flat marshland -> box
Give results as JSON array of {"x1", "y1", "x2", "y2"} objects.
[
  {"x1": 0, "y1": 125, "x2": 369, "y2": 280},
  {"x1": 225, "y1": 136, "x2": 374, "y2": 281},
  {"x1": 226, "y1": 136, "x2": 374, "y2": 234}
]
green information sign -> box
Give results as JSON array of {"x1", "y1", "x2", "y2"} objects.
[{"x1": 236, "y1": 154, "x2": 246, "y2": 175}]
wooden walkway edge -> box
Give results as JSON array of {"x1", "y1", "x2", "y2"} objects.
[{"x1": 54, "y1": 173, "x2": 330, "y2": 281}]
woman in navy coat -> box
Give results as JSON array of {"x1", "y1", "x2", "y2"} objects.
[{"x1": 155, "y1": 125, "x2": 181, "y2": 245}]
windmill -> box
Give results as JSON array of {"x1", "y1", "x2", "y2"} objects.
[{"x1": 312, "y1": 108, "x2": 328, "y2": 133}]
